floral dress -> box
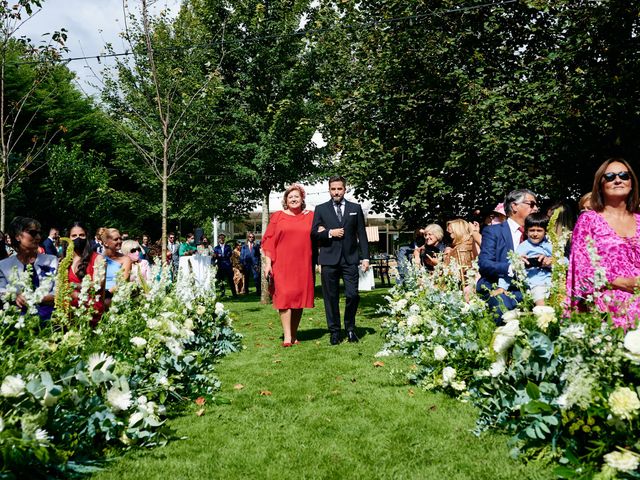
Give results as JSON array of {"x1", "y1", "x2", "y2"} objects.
[{"x1": 566, "y1": 210, "x2": 640, "y2": 329}]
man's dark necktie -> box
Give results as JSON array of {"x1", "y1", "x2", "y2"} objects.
[{"x1": 335, "y1": 202, "x2": 343, "y2": 222}]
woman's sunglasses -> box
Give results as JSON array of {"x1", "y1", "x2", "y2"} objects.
[
  {"x1": 129, "y1": 247, "x2": 141, "y2": 253},
  {"x1": 603, "y1": 171, "x2": 630, "y2": 182}
]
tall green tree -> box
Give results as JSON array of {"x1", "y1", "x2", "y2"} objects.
[
  {"x1": 190, "y1": 0, "x2": 326, "y2": 301},
  {"x1": 312, "y1": 0, "x2": 640, "y2": 227}
]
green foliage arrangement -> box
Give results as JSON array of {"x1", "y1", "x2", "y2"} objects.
[
  {"x1": 0, "y1": 264, "x2": 241, "y2": 478},
  {"x1": 380, "y1": 253, "x2": 640, "y2": 478}
]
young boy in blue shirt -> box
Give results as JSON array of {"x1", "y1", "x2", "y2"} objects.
[{"x1": 516, "y1": 213, "x2": 553, "y2": 305}]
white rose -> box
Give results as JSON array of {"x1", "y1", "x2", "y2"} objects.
[
  {"x1": 196, "y1": 305, "x2": 206, "y2": 316},
  {"x1": 396, "y1": 299, "x2": 408, "y2": 310},
  {"x1": 451, "y1": 381, "x2": 466, "y2": 391},
  {"x1": 603, "y1": 449, "x2": 640, "y2": 472},
  {"x1": 492, "y1": 320, "x2": 521, "y2": 355},
  {"x1": 1, "y1": 375, "x2": 26, "y2": 397},
  {"x1": 433, "y1": 345, "x2": 448, "y2": 361},
  {"x1": 501, "y1": 309, "x2": 521, "y2": 322},
  {"x1": 130, "y1": 337, "x2": 147, "y2": 349},
  {"x1": 442, "y1": 367, "x2": 456, "y2": 385},
  {"x1": 624, "y1": 329, "x2": 640, "y2": 363},
  {"x1": 107, "y1": 387, "x2": 133, "y2": 412},
  {"x1": 609, "y1": 387, "x2": 640, "y2": 420},
  {"x1": 532, "y1": 306, "x2": 556, "y2": 331},
  {"x1": 215, "y1": 302, "x2": 225, "y2": 316}
]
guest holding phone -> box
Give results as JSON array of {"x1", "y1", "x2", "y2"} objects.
[{"x1": 515, "y1": 213, "x2": 553, "y2": 306}]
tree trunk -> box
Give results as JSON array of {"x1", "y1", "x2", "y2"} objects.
[
  {"x1": 260, "y1": 191, "x2": 270, "y2": 305},
  {"x1": 161, "y1": 147, "x2": 168, "y2": 269}
]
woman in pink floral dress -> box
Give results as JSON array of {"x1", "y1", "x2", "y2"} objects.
[{"x1": 567, "y1": 158, "x2": 640, "y2": 329}]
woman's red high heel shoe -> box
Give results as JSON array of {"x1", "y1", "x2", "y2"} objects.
[{"x1": 281, "y1": 342, "x2": 293, "y2": 347}]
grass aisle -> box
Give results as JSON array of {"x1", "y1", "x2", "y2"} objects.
[{"x1": 94, "y1": 285, "x2": 552, "y2": 480}]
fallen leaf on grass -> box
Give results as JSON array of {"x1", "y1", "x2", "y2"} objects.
[
  {"x1": 429, "y1": 405, "x2": 437, "y2": 411},
  {"x1": 351, "y1": 378, "x2": 357, "y2": 383},
  {"x1": 195, "y1": 408, "x2": 205, "y2": 416},
  {"x1": 234, "y1": 384, "x2": 244, "y2": 390},
  {"x1": 408, "y1": 389, "x2": 415, "y2": 397},
  {"x1": 273, "y1": 359, "x2": 282, "y2": 364},
  {"x1": 259, "y1": 390, "x2": 272, "y2": 396},
  {"x1": 195, "y1": 396, "x2": 206, "y2": 406},
  {"x1": 373, "y1": 361, "x2": 385, "y2": 367},
  {"x1": 335, "y1": 376, "x2": 343, "y2": 381}
]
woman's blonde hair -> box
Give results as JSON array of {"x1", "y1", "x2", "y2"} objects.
[
  {"x1": 101, "y1": 228, "x2": 120, "y2": 244},
  {"x1": 281, "y1": 184, "x2": 306, "y2": 210},
  {"x1": 446, "y1": 219, "x2": 471, "y2": 246},
  {"x1": 121, "y1": 239, "x2": 141, "y2": 256}
]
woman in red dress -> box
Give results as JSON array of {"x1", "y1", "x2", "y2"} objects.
[
  {"x1": 262, "y1": 184, "x2": 315, "y2": 347},
  {"x1": 67, "y1": 222, "x2": 105, "y2": 325}
]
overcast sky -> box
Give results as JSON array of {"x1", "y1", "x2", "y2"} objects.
[{"x1": 17, "y1": 0, "x2": 181, "y2": 96}]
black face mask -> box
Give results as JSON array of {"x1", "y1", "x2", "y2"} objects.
[{"x1": 73, "y1": 237, "x2": 87, "y2": 253}]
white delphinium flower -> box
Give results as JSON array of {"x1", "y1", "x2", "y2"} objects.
[
  {"x1": 130, "y1": 337, "x2": 147, "y2": 350},
  {"x1": 409, "y1": 303, "x2": 421, "y2": 315},
  {"x1": 215, "y1": 302, "x2": 226, "y2": 316},
  {"x1": 0, "y1": 416, "x2": 4, "y2": 432},
  {"x1": 433, "y1": 345, "x2": 448, "y2": 361},
  {"x1": 14, "y1": 317, "x2": 25, "y2": 329},
  {"x1": 624, "y1": 329, "x2": 640, "y2": 363},
  {"x1": 608, "y1": 386, "x2": 640, "y2": 420},
  {"x1": 196, "y1": 305, "x2": 206, "y2": 316},
  {"x1": 603, "y1": 449, "x2": 640, "y2": 473},
  {"x1": 442, "y1": 367, "x2": 456, "y2": 385},
  {"x1": 557, "y1": 367, "x2": 595, "y2": 410},
  {"x1": 86, "y1": 352, "x2": 115, "y2": 373},
  {"x1": 532, "y1": 305, "x2": 557, "y2": 331},
  {"x1": 1, "y1": 375, "x2": 26, "y2": 397}
]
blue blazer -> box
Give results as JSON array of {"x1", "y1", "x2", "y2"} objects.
[
  {"x1": 42, "y1": 237, "x2": 58, "y2": 256},
  {"x1": 214, "y1": 244, "x2": 232, "y2": 270},
  {"x1": 477, "y1": 221, "x2": 514, "y2": 290}
]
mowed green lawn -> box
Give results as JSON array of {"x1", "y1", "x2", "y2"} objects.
[{"x1": 93, "y1": 282, "x2": 552, "y2": 480}]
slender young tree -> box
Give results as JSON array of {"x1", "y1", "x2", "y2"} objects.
[
  {"x1": 0, "y1": 0, "x2": 66, "y2": 229},
  {"x1": 102, "y1": 0, "x2": 224, "y2": 261}
]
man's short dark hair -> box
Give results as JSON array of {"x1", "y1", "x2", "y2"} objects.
[
  {"x1": 328, "y1": 175, "x2": 346, "y2": 187},
  {"x1": 524, "y1": 213, "x2": 549, "y2": 231}
]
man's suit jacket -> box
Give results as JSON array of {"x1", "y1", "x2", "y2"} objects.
[
  {"x1": 477, "y1": 221, "x2": 514, "y2": 291},
  {"x1": 42, "y1": 237, "x2": 58, "y2": 256},
  {"x1": 240, "y1": 241, "x2": 260, "y2": 268},
  {"x1": 214, "y1": 244, "x2": 233, "y2": 270},
  {"x1": 312, "y1": 199, "x2": 369, "y2": 266}
]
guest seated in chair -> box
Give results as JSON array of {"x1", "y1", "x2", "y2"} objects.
[{"x1": 477, "y1": 188, "x2": 539, "y2": 324}]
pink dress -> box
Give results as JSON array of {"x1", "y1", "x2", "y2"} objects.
[
  {"x1": 566, "y1": 210, "x2": 640, "y2": 329},
  {"x1": 261, "y1": 210, "x2": 315, "y2": 310}
]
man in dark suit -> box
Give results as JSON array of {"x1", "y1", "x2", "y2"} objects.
[
  {"x1": 42, "y1": 228, "x2": 59, "y2": 257},
  {"x1": 477, "y1": 188, "x2": 539, "y2": 324},
  {"x1": 214, "y1": 233, "x2": 236, "y2": 297},
  {"x1": 240, "y1": 232, "x2": 261, "y2": 295},
  {"x1": 312, "y1": 176, "x2": 370, "y2": 345}
]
